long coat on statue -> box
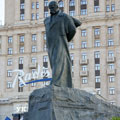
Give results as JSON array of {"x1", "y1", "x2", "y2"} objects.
[{"x1": 44, "y1": 11, "x2": 81, "y2": 88}]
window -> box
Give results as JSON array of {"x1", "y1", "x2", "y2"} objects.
[
  {"x1": 94, "y1": 0, "x2": 100, "y2": 12},
  {"x1": 94, "y1": 51, "x2": 100, "y2": 58},
  {"x1": 20, "y1": 46, "x2": 24, "y2": 53},
  {"x1": 69, "y1": 11, "x2": 75, "y2": 16},
  {"x1": 95, "y1": 64, "x2": 100, "y2": 70},
  {"x1": 106, "y1": 5, "x2": 110, "y2": 12},
  {"x1": 20, "y1": 14, "x2": 24, "y2": 20},
  {"x1": 8, "y1": 36, "x2": 13, "y2": 43},
  {"x1": 109, "y1": 76, "x2": 115, "y2": 82},
  {"x1": 69, "y1": 0, "x2": 75, "y2": 6},
  {"x1": 7, "y1": 70, "x2": 12, "y2": 77},
  {"x1": 36, "y1": 2, "x2": 39, "y2": 9},
  {"x1": 20, "y1": 3, "x2": 24, "y2": 9},
  {"x1": 8, "y1": 59, "x2": 12, "y2": 66},
  {"x1": 44, "y1": 33, "x2": 46, "y2": 40},
  {"x1": 82, "y1": 53, "x2": 87, "y2": 60},
  {"x1": 69, "y1": 41, "x2": 74, "y2": 49},
  {"x1": 20, "y1": 35, "x2": 24, "y2": 43},
  {"x1": 32, "y1": 46, "x2": 37, "y2": 53},
  {"x1": 109, "y1": 64, "x2": 114, "y2": 70},
  {"x1": 31, "y1": 82, "x2": 36, "y2": 87},
  {"x1": 32, "y1": 13, "x2": 35, "y2": 20},
  {"x1": 72, "y1": 66, "x2": 74, "y2": 77},
  {"x1": 44, "y1": 0, "x2": 49, "y2": 7},
  {"x1": 7, "y1": 82, "x2": 12, "y2": 88},
  {"x1": 81, "y1": 0, "x2": 87, "y2": 5},
  {"x1": 58, "y1": 1, "x2": 64, "y2": 7},
  {"x1": 109, "y1": 87, "x2": 115, "y2": 95},
  {"x1": 43, "y1": 56, "x2": 48, "y2": 62},
  {"x1": 82, "y1": 65, "x2": 87, "y2": 71},
  {"x1": 94, "y1": 28, "x2": 100, "y2": 36},
  {"x1": 110, "y1": 101, "x2": 116, "y2": 105},
  {"x1": 81, "y1": 41, "x2": 87, "y2": 48},
  {"x1": 108, "y1": 39, "x2": 114, "y2": 46},
  {"x1": 81, "y1": 30, "x2": 87, "y2": 37},
  {"x1": 32, "y1": 2, "x2": 35, "y2": 9},
  {"x1": 96, "y1": 88, "x2": 101, "y2": 95},
  {"x1": 36, "y1": 13, "x2": 39, "y2": 20},
  {"x1": 32, "y1": 34, "x2": 36, "y2": 41},
  {"x1": 108, "y1": 51, "x2": 114, "y2": 57},
  {"x1": 82, "y1": 77, "x2": 88, "y2": 84},
  {"x1": 43, "y1": 56, "x2": 48, "y2": 68},
  {"x1": 94, "y1": 40, "x2": 100, "y2": 47},
  {"x1": 19, "y1": 57, "x2": 24, "y2": 64},
  {"x1": 81, "y1": 9, "x2": 87, "y2": 15},
  {"x1": 70, "y1": 53, "x2": 74, "y2": 66},
  {"x1": 108, "y1": 27, "x2": 113, "y2": 34},
  {"x1": 95, "y1": 76, "x2": 100, "y2": 82},
  {"x1": 44, "y1": 11, "x2": 49, "y2": 18},
  {"x1": 111, "y1": 4, "x2": 115, "y2": 12},
  {"x1": 32, "y1": 57, "x2": 37, "y2": 63},
  {"x1": 8, "y1": 48, "x2": 13, "y2": 55},
  {"x1": 94, "y1": 6, "x2": 100, "y2": 12}
]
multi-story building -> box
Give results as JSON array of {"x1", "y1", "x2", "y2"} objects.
[{"x1": 0, "y1": 0, "x2": 120, "y2": 119}]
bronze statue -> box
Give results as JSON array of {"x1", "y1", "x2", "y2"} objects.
[{"x1": 44, "y1": 1, "x2": 81, "y2": 88}]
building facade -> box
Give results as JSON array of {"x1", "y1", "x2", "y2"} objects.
[{"x1": 0, "y1": 0, "x2": 120, "y2": 119}]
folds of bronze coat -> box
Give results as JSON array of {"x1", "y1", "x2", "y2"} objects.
[{"x1": 44, "y1": 11, "x2": 81, "y2": 88}]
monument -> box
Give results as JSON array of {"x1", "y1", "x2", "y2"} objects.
[
  {"x1": 24, "y1": 1, "x2": 120, "y2": 120},
  {"x1": 44, "y1": 1, "x2": 81, "y2": 88}
]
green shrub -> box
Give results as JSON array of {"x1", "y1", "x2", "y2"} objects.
[{"x1": 112, "y1": 117, "x2": 120, "y2": 120}]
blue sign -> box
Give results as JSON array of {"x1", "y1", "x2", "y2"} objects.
[
  {"x1": 20, "y1": 78, "x2": 52, "y2": 87},
  {"x1": 5, "y1": 117, "x2": 11, "y2": 120}
]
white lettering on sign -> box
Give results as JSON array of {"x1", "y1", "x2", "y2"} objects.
[
  {"x1": 12, "y1": 65, "x2": 50, "y2": 88},
  {"x1": 16, "y1": 106, "x2": 28, "y2": 113}
]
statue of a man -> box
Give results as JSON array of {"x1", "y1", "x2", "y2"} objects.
[{"x1": 44, "y1": 1, "x2": 81, "y2": 88}]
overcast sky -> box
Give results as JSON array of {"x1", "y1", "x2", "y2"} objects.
[{"x1": 0, "y1": 0, "x2": 4, "y2": 25}]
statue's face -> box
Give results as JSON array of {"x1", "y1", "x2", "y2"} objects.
[{"x1": 49, "y1": 1, "x2": 59, "y2": 15}]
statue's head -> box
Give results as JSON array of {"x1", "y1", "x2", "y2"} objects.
[{"x1": 49, "y1": 1, "x2": 59, "y2": 15}]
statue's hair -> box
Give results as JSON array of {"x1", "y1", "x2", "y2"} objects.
[{"x1": 49, "y1": 1, "x2": 58, "y2": 8}]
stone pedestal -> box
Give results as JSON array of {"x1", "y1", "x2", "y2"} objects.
[{"x1": 24, "y1": 86, "x2": 120, "y2": 120}]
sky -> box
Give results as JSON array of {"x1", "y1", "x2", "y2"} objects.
[{"x1": 0, "y1": 0, "x2": 4, "y2": 25}]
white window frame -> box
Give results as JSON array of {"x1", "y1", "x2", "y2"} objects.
[
  {"x1": 108, "y1": 27, "x2": 113, "y2": 34},
  {"x1": 108, "y1": 51, "x2": 114, "y2": 57},
  {"x1": 69, "y1": 0, "x2": 75, "y2": 6},
  {"x1": 32, "y1": 34, "x2": 36, "y2": 41},
  {"x1": 8, "y1": 36, "x2": 13, "y2": 44},
  {"x1": 108, "y1": 39, "x2": 114, "y2": 46},
  {"x1": 69, "y1": 11, "x2": 75, "y2": 16},
  {"x1": 81, "y1": 9, "x2": 87, "y2": 15},
  {"x1": 81, "y1": 41, "x2": 87, "y2": 48},
  {"x1": 109, "y1": 64, "x2": 114, "y2": 70},
  {"x1": 7, "y1": 70, "x2": 12, "y2": 77},
  {"x1": 20, "y1": 14, "x2": 24, "y2": 20},
  {"x1": 82, "y1": 65, "x2": 87, "y2": 71},
  {"x1": 32, "y1": 57, "x2": 37, "y2": 64},
  {"x1": 36, "y1": 2, "x2": 39, "y2": 9},
  {"x1": 20, "y1": 35, "x2": 24, "y2": 43},
  {"x1": 106, "y1": 5, "x2": 110, "y2": 12},
  {"x1": 32, "y1": 46, "x2": 37, "y2": 53},
  {"x1": 8, "y1": 48, "x2": 13, "y2": 55},
  {"x1": 20, "y1": 46, "x2": 24, "y2": 53},
  {"x1": 82, "y1": 77, "x2": 88, "y2": 84},
  {"x1": 7, "y1": 82, "x2": 12, "y2": 88},
  {"x1": 81, "y1": 30, "x2": 87, "y2": 37},
  {"x1": 94, "y1": 51, "x2": 100, "y2": 58},
  {"x1": 94, "y1": 40, "x2": 100, "y2": 47},
  {"x1": 19, "y1": 57, "x2": 24, "y2": 64},
  {"x1": 95, "y1": 76, "x2": 100, "y2": 82},
  {"x1": 109, "y1": 87, "x2": 115, "y2": 95},
  {"x1": 8, "y1": 59, "x2": 12, "y2": 66},
  {"x1": 109, "y1": 76, "x2": 115, "y2": 82}
]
